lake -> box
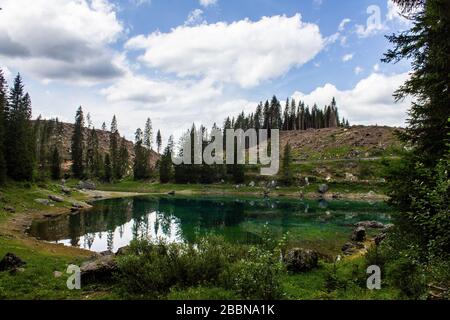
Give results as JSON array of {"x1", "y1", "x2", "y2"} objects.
[{"x1": 28, "y1": 195, "x2": 393, "y2": 256}]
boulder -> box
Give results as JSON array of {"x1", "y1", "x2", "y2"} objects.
[
  {"x1": 76, "y1": 180, "x2": 96, "y2": 190},
  {"x1": 249, "y1": 181, "x2": 256, "y2": 187},
  {"x1": 61, "y1": 186, "x2": 72, "y2": 194},
  {"x1": 283, "y1": 248, "x2": 319, "y2": 273},
  {"x1": 34, "y1": 198, "x2": 52, "y2": 206},
  {"x1": 4, "y1": 205, "x2": 15, "y2": 213},
  {"x1": 374, "y1": 233, "x2": 387, "y2": 246},
  {"x1": 355, "y1": 221, "x2": 385, "y2": 229},
  {"x1": 351, "y1": 226, "x2": 366, "y2": 242},
  {"x1": 318, "y1": 184, "x2": 329, "y2": 194},
  {"x1": 0, "y1": 253, "x2": 26, "y2": 272},
  {"x1": 115, "y1": 246, "x2": 131, "y2": 256},
  {"x1": 54, "y1": 271, "x2": 63, "y2": 278},
  {"x1": 70, "y1": 201, "x2": 92, "y2": 211},
  {"x1": 49, "y1": 195, "x2": 64, "y2": 203},
  {"x1": 80, "y1": 255, "x2": 118, "y2": 283}
]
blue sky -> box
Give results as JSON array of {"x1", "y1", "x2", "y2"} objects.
[{"x1": 0, "y1": 0, "x2": 412, "y2": 142}]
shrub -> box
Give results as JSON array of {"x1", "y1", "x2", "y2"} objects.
[
  {"x1": 385, "y1": 255, "x2": 427, "y2": 299},
  {"x1": 223, "y1": 246, "x2": 285, "y2": 300}
]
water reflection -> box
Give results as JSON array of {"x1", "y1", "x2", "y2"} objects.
[{"x1": 29, "y1": 196, "x2": 392, "y2": 254}]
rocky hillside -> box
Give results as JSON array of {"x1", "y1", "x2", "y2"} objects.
[
  {"x1": 39, "y1": 121, "x2": 160, "y2": 170},
  {"x1": 280, "y1": 125, "x2": 403, "y2": 162}
]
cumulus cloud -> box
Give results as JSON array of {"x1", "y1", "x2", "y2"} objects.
[
  {"x1": 338, "y1": 18, "x2": 351, "y2": 32},
  {"x1": 292, "y1": 72, "x2": 411, "y2": 126},
  {"x1": 185, "y1": 9, "x2": 205, "y2": 26},
  {"x1": 199, "y1": 0, "x2": 217, "y2": 7},
  {"x1": 342, "y1": 53, "x2": 354, "y2": 62},
  {"x1": 126, "y1": 14, "x2": 324, "y2": 88},
  {"x1": 0, "y1": 0, "x2": 125, "y2": 83}
]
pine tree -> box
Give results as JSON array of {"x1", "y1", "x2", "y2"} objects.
[
  {"x1": 159, "y1": 145, "x2": 173, "y2": 183},
  {"x1": 133, "y1": 128, "x2": 150, "y2": 180},
  {"x1": 50, "y1": 146, "x2": 61, "y2": 180},
  {"x1": 71, "y1": 106, "x2": 84, "y2": 178},
  {"x1": 6, "y1": 74, "x2": 34, "y2": 181},
  {"x1": 156, "y1": 129, "x2": 162, "y2": 154},
  {"x1": 144, "y1": 118, "x2": 153, "y2": 150},
  {"x1": 103, "y1": 153, "x2": 112, "y2": 182},
  {"x1": 0, "y1": 69, "x2": 7, "y2": 184},
  {"x1": 281, "y1": 143, "x2": 293, "y2": 186},
  {"x1": 118, "y1": 137, "x2": 129, "y2": 178},
  {"x1": 109, "y1": 115, "x2": 120, "y2": 180},
  {"x1": 101, "y1": 122, "x2": 107, "y2": 131}
]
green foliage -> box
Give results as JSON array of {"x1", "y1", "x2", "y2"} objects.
[
  {"x1": 50, "y1": 146, "x2": 61, "y2": 180},
  {"x1": 159, "y1": 146, "x2": 173, "y2": 183},
  {"x1": 0, "y1": 69, "x2": 7, "y2": 184},
  {"x1": 103, "y1": 153, "x2": 112, "y2": 182},
  {"x1": 281, "y1": 143, "x2": 293, "y2": 186}
]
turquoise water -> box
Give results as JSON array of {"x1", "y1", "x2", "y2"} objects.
[{"x1": 29, "y1": 195, "x2": 393, "y2": 256}]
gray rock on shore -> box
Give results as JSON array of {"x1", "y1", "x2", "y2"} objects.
[{"x1": 283, "y1": 248, "x2": 319, "y2": 273}]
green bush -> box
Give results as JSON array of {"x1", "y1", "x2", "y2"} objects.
[
  {"x1": 222, "y1": 246, "x2": 285, "y2": 300},
  {"x1": 385, "y1": 255, "x2": 426, "y2": 299},
  {"x1": 115, "y1": 236, "x2": 244, "y2": 296}
]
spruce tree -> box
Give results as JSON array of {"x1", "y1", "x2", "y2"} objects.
[
  {"x1": 71, "y1": 106, "x2": 84, "y2": 178},
  {"x1": 103, "y1": 153, "x2": 112, "y2": 182},
  {"x1": 156, "y1": 129, "x2": 162, "y2": 154},
  {"x1": 109, "y1": 115, "x2": 120, "y2": 180},
  {"x1": 144, "y1": 118, "x2": 153, "y2": 150},
  {"x1": 0, "y1": 69, "x2": 7, "y2": 184},
  {"x1": 159, "y1": 145, "x2": 173, "y2": 183},
  {"x1": 281, "y1": 143, "x2": 293, "y2": 186},
  {"x1": 6, "y1": 74, "x2": 34, "y2": 181},
  {"x1": 118, "y1": 137, "x2": 129, "y2": 178},
  {"x1": 50, "y1": 146, "x2": 61, "y2": 180}
]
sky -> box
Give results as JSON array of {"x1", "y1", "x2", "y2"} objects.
[{"x1": 0, "y1": 0, "x2": 413, "y2": 143}]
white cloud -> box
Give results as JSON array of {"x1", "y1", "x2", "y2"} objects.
[
  {"x1": 373, "y1": 64, "x2": 380, "y2": 72},
  {"x1": 129, "y1": 0, "x2": 151, "y2": 6},
  {"x1": 338, "y1": 18, "x2": 351, "y2": 32},
  {"x1": 199, "y1": 0, "x2": 217, "y2": 7},
  {"x1": 126, "y1": 14, "x2": 324, "y2": 88},
  {"x1": 354, "y1": 66, "x2": 364, "y2": 75},
  {"x1": 386, "y1": 0, "x2": 412, "y2": 25},
  {"x1": 0, "y1": 0, "x2": 125, "y2": 84},
  {"x1": 292, "y1": 72, "x2": 411, "y2": 126},
  {"x1": 342, "y1": 53, "x2": 354, "y2": 62},
  {"x1": 185, "y1": 9, "x2": 205, "y2": 26}
]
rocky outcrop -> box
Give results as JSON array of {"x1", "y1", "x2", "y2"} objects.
[
  {"x1": 34, "y1": 198, "x2": 52, "y2": 206},
  {"x1": 76, "y1": 180, "x2": 96, "y2": 190},
  {"x1": 283, "y1": 248, "x2": 319, "y2": 273},
  {"x1": 351, "y1": 226, "x2": 366, "y2": 242},
  {"x1": 80, "y1": 253, "x2": 117, "y2": 283},
  {"x1": 318, "y1": 184, "x2": 329, "y2": 194}
]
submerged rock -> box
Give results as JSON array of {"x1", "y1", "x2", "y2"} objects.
[
  {"x1": 0, "y1": 253, "x2": 26, "y2": 272},
  {"x1": 283, "y1": 248, "x2": 319, "y2": 273}
]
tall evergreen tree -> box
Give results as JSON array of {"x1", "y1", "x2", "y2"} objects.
[
  {"x1": 118, "y1": 137, "x2": 129, "y2": 178},
  {"x1": 281, "y1": 143, "x2": 294, "y2": 186},
  {"x1": 103, "y1": 153, "x2": 112, "y2": 182},
  {"x1": 109, "y1": 115, "x2": 120, "y2": 180},
  {"x1": 144, "y1": 118, "x2": 153, "y2": 150},
  {"x1": 0, "y1": 69, "x2": 7, "y2": 184},
  {"x1": 156, "y1": 129, "x2": 162, "y2": 154},
  {"x1": 50, "y1": 145, "x2": 61, "y2": 180},
  {"x1": 71, "y1": 106, "x2": 84, "y2": 178},
  {"x1": 6, "y1": 74, "x2": 34, "y2": 181}
]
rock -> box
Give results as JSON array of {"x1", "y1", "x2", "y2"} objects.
[
  {"x1": 76, "y1": 180, "x2": 96, "y2": 190},
  {"x1": 345, "y1": 172, "x2": 357, "y2": 182},
  {"x1": 167, "y1": 191, "x2": 175, "y2": 196},
  {"x1": 0, "y1": 253, "x2": 26, "y2": 272},
  {"x1": 54, "y1": 271, "x2": 63, "y2": 278},
  {"x1": 115, "y1": 246, "x2": 131, "y2": 256},
  {"x1": 34, "y1": 198, "x2": 52, "y2": 206},
  {"x1": 383, "y1": 223, "x2": 395, "y2": 231},
  {"x1": 351, "y1": 226, "x2": 366, "y2": 242},
  {"x1": 49, "y1": 195, "x2": 64, "y2": 202},
  {"x1": 4, "y1": 205, "x2": 15, "y2": 213},
  {"x1": 341, "y1": 242, "x2": 364, "y2": 255},
  {"x1": 99, "y1": 250, "x2": 114, "y2": 256},
  {"x1": 355, "y1": 221, "x2": 385, "y2": 229},
  {"x1": 332, "y1": 192, "x2": 342, "y2": 199},
  {"x1": 374, "y1": 233, "x2": 387, "y2": 246},
  {"x1": 80, "y1": 255, "x2": 118, "y2": 283},
  {"x1": 61, "y1": 186, "x2": 72, "y2": 194},
  {"x1": 249, "y1": 181, "x2": 255, "y2": 187},
  {"x1": 304, "y1": 177, "x2": 309, "y2": 186},
  {"x1": 283, "y1": 248, "x2": 319, "y2": 273},
  {"x1": 70, "y1": 201, "x2": 92, "y2": 211},
  {"x1": 318, "y1": 184, "x2": 329, "y2": 194}
]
